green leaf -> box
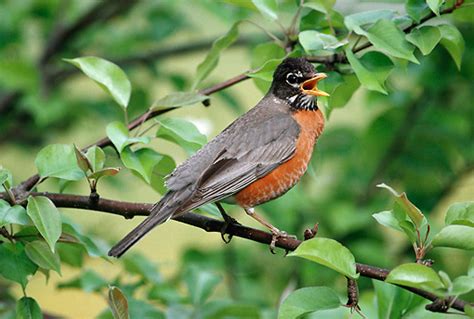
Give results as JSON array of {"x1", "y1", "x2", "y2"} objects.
[
  {"x1": 247, "y1": 58, "x2": 284, "y2": 82},
  {"x1": 222, "y1": 0, "x2": 257, "y2": 10},
  {"x1": 35, "y1": 144, "x2": 85, "y2": 180},
  {"x1": 198, "y1": 203, "x2": 222, "y2": 219},
  {"x1": 438, "y1": 24, "x2": 465, "y2": 70},
  {"x1": 386, "y1": 263, "x2": 446, "y2": 293},
  {"x1": 0, "y1": 167, "x2": 12, "y2": 187},
  {"x1": 365, "y1": 20, "x2": 418, "y2": 63},
  {"x1": 278, "y1": 286, "x2": 341, "y2": 319},
  {"x1": 184, "y1": 267, "x2": 221, "y2": 305},
  {"x1": 150, "y1": 155, "x2": 176, "y2": 194},
  {"x1": 344, "y1": 10, "x2": 395, "y2": 35},
  {"x1": 121, "y1": 147, "x2": 162, "y2": 184},
  {"x1": 303, "y1": 0, "x2": 336, "y2": 14},
  {"x1": 438, "y1": 270, "x2": 452, "y2": 289},
  {"x1": 451, "y1": 275, "x2": 474, "y2": 296},
  {"x1": 155, "y1": 117, "x2": 207, "y2": 156},
  {"x1": 299, "y1": 31, "x2": 343, "y2": 53},
  {"x1": 288, "y1": 237, "x2": 359, "y2": 279},
  {"x1": 465, "y1": 304, "x2": 474, "y2": 318},
  {"x1": 469, "y1": 257, "x2": 474, "y2": 277},
  {"x1": 64, "y1": 56, "x2": 131, "y2": 109},
  {"x1": 453, "y1": 2, "x2": 474, "y2": 23},
  {"x1": 399, "y1": 220, "x2": 417, "y2": 244},
  {"x1": 406, "y1": 26, "x2": 442, "y2": 55},
  {"x1": 192, "y1": 22, "x2": 240, "y2": 89},
  {"x1": 346, "y1": 50, "x2": 393, "y2": 94},
  {"x1": 106, "y1": 122, "x2": 151, "y2": 153},
  {"x1": 373, "y1": 280, "x2": 420, "y2": 319},
  {"x1": 431, "y1": 225, "x2": 474, "y2": 250},
  {"x1": 26, "y1": 196, "x2": 62, "y2": 252},
  {"x1": 317, "y1": 73, "x2": 360, "y2": 117},
  {"x1": 445, "y1": 201, "x2": 474, "y2": 227},
  {"x1": 405, "y1": 0, "x2": 430, "y2": 23},
  {"x1": 57, "y1": 242, "x2": 84, "y2": 268},
  {"x1": 86, "y1": 146, "x2": 106, "y2": 172},
  {"x1": 74, "y1": 145, "x2": 92, "y2": 173},
  {"x1": 251, "y1": 0, "x2": 278, "y2": 20},
  {"x1": 427, "y1": 0, "x2": 442, "y2": 15},
  {"x1": 0, "y1": 243, "x2": 38, "y2": 288},
  {"x1": 124, "y1": 253, "x2": 161, "y2": 284},
  {"x1": 62, "y1": 223, "x2": 107, "y2": 257},
  {"x1": 58, "y1": 269, "x2": 108, "y2": 292},
  {"x1": 151, "y1": 92, "x2": 209, "y2": 111},
  {"x1": 0, "y1": 200, "x2": 30, "y2": 227},
  {"x1": 372, "y1": 210, "x2": 402, "y2": 231},
  {"x1": 201, "y1": 301, "x2": 261, "y2": 318},
  {"x1": 25, "y1": 240, "x2": 61, "y2": 275},
  {"x1": 148, "y1": 283, "x2": 183, "y2": 304},
  {"x1": 250, "y1": 42, "x2": 286, "y2": 92},
  {"x1": 377, "y1": 183, "x2": 425, "y2": 228},
  {"x1": 16, "y1": 297, "x2": 42, "y2": 319},
  {"x1": 89, "y1": 168, "x2": 121, "y2": 181},
  {"x1": 108, "y1": 286, "x2": 130, "y2": 319}
]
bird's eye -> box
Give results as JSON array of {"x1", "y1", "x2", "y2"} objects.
[{"x1": 286, "y1": 73, "x2": 299, "y2": 86}]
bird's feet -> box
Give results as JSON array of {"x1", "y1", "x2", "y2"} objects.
[
  {"x1": 269, "y1": 228, "x2": 297, "y2": 254},
  {"x1": 216, "y1": 203, "x2": 241, "y2": 243},
  {"x1": 220, "y1": 213, "x2": 241, "y2": 243}
]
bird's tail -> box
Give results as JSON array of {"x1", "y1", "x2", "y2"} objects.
[{"x1": 108, "y1": 198, "x2": 174, "y2": 258}]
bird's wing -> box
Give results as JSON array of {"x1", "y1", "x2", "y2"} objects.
[
  {"x1": 165, "y1": 103, "x2": 294, "y2": 191},
  {"x1": 182, "y1": 113, "x2": 300, "y2": 209}
]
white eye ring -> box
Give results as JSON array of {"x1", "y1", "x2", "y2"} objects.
[{"x1": 286, "y1": 73, "x2": 300, "y2": 87}]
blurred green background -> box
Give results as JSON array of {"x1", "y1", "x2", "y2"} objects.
[{"x1": 0, "y1": 0, "x2": 472, "y2": 318}]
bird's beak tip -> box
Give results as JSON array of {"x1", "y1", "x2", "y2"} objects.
[{"x1": 300, "y1": 73, "x2": 330, "y2": 97}]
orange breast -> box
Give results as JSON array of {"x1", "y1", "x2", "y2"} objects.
[{"x1": 235, "y1": 109, "x2": 325, "y2": 208}]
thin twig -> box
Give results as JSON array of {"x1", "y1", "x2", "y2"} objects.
[{"x1": 243, "y1": 20, "x2": 284, "y2": 45}]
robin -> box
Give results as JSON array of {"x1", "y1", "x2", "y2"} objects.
[{"x1": 109, "y1": 57, "x2": 328, "y2": 257}]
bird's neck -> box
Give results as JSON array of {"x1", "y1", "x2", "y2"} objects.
[{"x1": 286, "y1": 93, "x2": 318, "y2": 111}]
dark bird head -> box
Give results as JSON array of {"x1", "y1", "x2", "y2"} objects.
[{"x1": 270, "y1": 57, "x2": 329, "y2": 111}]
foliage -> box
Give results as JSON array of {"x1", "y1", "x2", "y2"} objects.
[{"x1": 0, "y1": 0, "x2": 473, "y2": 318}]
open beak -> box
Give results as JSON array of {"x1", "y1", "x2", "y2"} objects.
[{"x1": 300, "y1": 73, "x2": 330, "y2": 97}]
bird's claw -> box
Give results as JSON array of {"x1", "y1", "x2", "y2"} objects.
[
  {"x1": 269, "y1": 230, "x2": 296, "y2": 254},
  {"x1": 220, "y1": 214, "x2": 241, "y2": 244}
]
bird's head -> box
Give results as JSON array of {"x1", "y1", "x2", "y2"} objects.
[{"x1": 270, "y1": 57, "x2": 329, "y2": 111}]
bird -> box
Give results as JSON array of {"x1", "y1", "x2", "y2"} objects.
[{"x1": 108, "y1": 57, "x2": 329, "y2": 258}]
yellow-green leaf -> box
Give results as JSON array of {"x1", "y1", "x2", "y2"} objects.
[
  {"x1": 406, "y1": 26, "x2": 441, "y2": 55},
  {"x1": 65, "y1": 56, "x2": 131, "y2": 109},
  {"x1": 278, "y1": 287, "x2": 341, "y2": 319},
  {"x1": 431, "y1": 225, "x2": 474, "y2": 250},
  {"x1": 439, "y1": 24, "x2": 465, "y2": 70},
  {"x1": 108, "y1": 286, "x2": 130, "y2": 319},
  {"x1": 377, "y1": 183, "x2": 425, "y2": 228},
  {"x1": 25, "y1": 240, "x2": 61, "y2": 275},
  {"x1": 288, "y1": 238, "x2": 359, "y2": 279},
  {"x1": 386, "y1": 263, "x2": 445, "y2": 294},
  {"x1": 26, "y1": 196, "x2": 62, "y2": 252},
  {"x1": 192, "y1": 22, "x2": 240, "y2": 89},
  {"x1": 365, "y1": 19, "x2": 418, "y2": 64}
]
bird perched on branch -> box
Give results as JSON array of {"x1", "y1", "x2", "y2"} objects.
[{"x1": 109, "y1": 57, "x2": 328, "y2": 257}]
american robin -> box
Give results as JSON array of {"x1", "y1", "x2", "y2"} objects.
[{"x1": 109, "y1": 57, "x2": 328, "y2": 257}]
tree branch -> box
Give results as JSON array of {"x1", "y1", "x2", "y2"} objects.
[{"x1": 0, "y1": 191, "x2": 470, "y2": 313}]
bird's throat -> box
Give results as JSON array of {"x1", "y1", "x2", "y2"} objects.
[{"x1": 287, "y1": 93, "x2": 317, "y2": 111}]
